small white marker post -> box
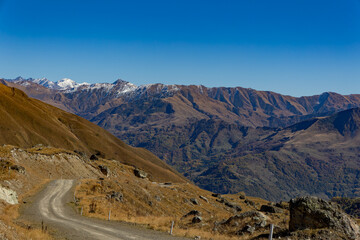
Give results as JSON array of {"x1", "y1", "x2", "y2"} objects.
[
  {"x1": 269, "y1": 224, "x2": 274, "y2": 240},
  {"x1": 108, "y1": 209, "x2": 111, "y2": 221},
  {"x1": 170, "y1": 221, "x2": 174, "y2": 235}
]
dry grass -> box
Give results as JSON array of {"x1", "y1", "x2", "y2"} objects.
[{"x1": 74, "y1": 159, "x2": 289, "y2": 240}]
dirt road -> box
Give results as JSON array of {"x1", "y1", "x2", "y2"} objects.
[{"x1": 20, "y1": 179, "x2": 189, "y2": 240}]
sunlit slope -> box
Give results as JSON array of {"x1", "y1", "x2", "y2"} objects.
[{"x1": 0, "y1": 83, "x2": 186, "y2": 183}]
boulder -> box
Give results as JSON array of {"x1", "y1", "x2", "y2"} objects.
[
  {"x1": 199, "y1": 195, "x2": 208, "y2": 202},
  {"x1": 98, "y1": 165, "x2": 110, "y2": 176},
  {"x1": 90, "y1": 154, "x2": 98, "y2": 160},
  {"x1": 10, "y1": 165, "x2": 25, "y2": 174},
  {"x1": 0, "y1": 186, "x2": 18, "y2": 204},
  {"x1": 212, "y1": 193, "x2": 221, "y2": 198},
  {"x1": 190, "y1": 198, "x2": 199, "y2": 205},
  {"x1": 239, "y1": 192, "x2": 246, "y2": 200},
  {"x1": 106, "y1": 191, "x2": 123, "y2": 202},
  {"x1": 192, "y1": 216, "x2": 202, "y2": 223},
  {"x1": 289, "y1": 196, "x2": 360, "y2": 240},
  {"x1": 134, "y1": 168, "x2": 148, "y2": 178},
  {"x1": 225, "y1": 201, "x2": 242, "y2": 212},
  {"x1": 260, "y1": 204, "x2": 283, "y2": 213},
  {"x1": 183, "y1": 210, "x2": 201, "y2": 218}
]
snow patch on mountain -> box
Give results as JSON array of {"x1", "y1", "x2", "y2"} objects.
[{"x1": 6, "y1": 76, "x2": 182, "y2": 98}]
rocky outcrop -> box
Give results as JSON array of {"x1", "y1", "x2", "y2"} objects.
[
  {"x1": 98, "y1": 165, "x2": 110, "y2": 177},
  {"x1": 289, "y1": 196, "x2": 360, "y2": 240},
  {"x1": 0, "y1": 186, "x2": 18, "y2": 205},
  {"x1": 10, "y1": 165, "x2": 25, "y2": 174},
  {"x1": 260, "y1": 204, "x2": 283, "y2": 213},
  {"x1": 106, "y1": 191, "x2": 123, "y2": 202},
  {"x1": 183, "y1": 210, "x2": 201, "y2": 218},
  {"x1": 134, "y1": 168, "x2": 148, "y2": 179}
]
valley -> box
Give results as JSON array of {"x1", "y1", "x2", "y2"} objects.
[
  {"x1": 0, "y1": 81, "x2": 359, "y2": 239},
  {"x1": 4, "y1": 77, "x2": 360, "y2": 201}
]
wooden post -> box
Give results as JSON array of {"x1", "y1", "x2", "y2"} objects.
[
  {"x1": 268, "y1": 224, "x2": 274, "y2": 240},
  {"x1": 108, "y1": 209, "x2": 111, "y2": 221},
  {"x1": 81, "y1": 207, "x2": 83, "y2": 216},
  {"x1": 170, "y1": 221, "x2": 174, "y2": 235}
]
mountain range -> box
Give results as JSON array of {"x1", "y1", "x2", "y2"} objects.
[{"x1": 3, "y1": 77, "x2": 360, "y2": 201}]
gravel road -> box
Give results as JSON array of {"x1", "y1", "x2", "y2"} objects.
[{"x1": 20, "y1": 179, "x2": 189, "y2": 240}]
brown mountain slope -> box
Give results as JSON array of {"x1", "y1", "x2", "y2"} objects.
[
  {"x1": 0, "y1": 83, "x2": 185, "y2": 183},
  {"x1": 5, "y1": 78, "x2": 360, "y2": 201},
  {"x1": 194, "y1": 108, "x2": 360, "y2": 201}
]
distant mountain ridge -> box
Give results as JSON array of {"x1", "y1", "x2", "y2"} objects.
[
  {"x1": 6, "y1": 77, "x2": 360, "y2": 128},
  {"x1": 3, "y1": 77, "x2": 360, "y2": 201}
]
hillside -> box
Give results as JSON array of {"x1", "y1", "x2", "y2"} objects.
[
  {"x1": 0, "y1": 82, "x2": 358, "y2": 239},
  {"x1": 0, "y1": 83, "x2": 185, "y2": 183},
  {"x1": 4, "y1": 78, "x2": 360, "y2": 201},
  {"x1": 194, "y1": 108, "x2": 360, "y2": 201}
]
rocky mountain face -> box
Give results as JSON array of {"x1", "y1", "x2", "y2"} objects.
[{"x1": 3, "y1": 77, "x2": 360, "y2": 201}]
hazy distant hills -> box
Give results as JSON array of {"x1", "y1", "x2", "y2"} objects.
[
  {"x1": 3, "y1": 77, "x2": 360, "y2": 201},
  {"x1": 195, "y1": 108, "x2": 360, "y2": 200},
  {"x1": 0, "y1": 82, "x2": 186, "y2": 183}
]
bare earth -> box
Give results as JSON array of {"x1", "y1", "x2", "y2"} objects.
[{"x1": 19, "y1": 179, "x2": 189, "y2": 240}]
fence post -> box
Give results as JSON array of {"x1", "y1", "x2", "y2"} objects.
[
  {"x1": 108, "y1": 209, "x2": 111, "y2": 221},
  {"x1": 170, "y1": 221, "x2": 174, "y2": 235},
  {"x1": 268, "y1": 224, "x2": 274, "y2": 240},
  {"x1": 81, "y1": 207, "x2": 83, "y2": 216}
]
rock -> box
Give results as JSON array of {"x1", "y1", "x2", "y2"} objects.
[
  {"x1": 255, "y1": 220, "x2": 267, "y2": 228},
  {"x1": 74, "y1": 150, "x2": 86, "y2": 157},
  {"x1": 10, "y1": 165, "x2": 25, "y2": 174},
  {"x1": 235, "y1": 205, "x2": 242, "y2": 212},
  {"x1": 134, "y1": 168, "x2": 148, "y2": 178},
  {"x1": 98, "y1": 165, "x2": 110, "y2": 176},
  {"x1": 212, "y1": 193, "x2": 221, "y2": 198},
  {"x1": 260, "y1": 204, "x2": 283, "y2": 213},
  {"x1": 224, "y1": 201, "x2": 242, "y2": 212},
  {"x1": 245, "y1": 199, "x2": 255, "y2": 206},
  {"x1": 241, "y1": 225, "x2": 255, "y2": 234},
  {"x1": 192, "y1": 216, "x2": 202, "y2": 223},
  {"x1": 239, "y1": 192, "x2": 246, "y2": 200},
  {"x1": 90, "y1": 154, "x2": 98, "y2": 160},
  {"x1": 199, "y1": 195, "x2": 208, "y2": 202},
  {"x1": 0, "y1": 186, "x2": 18, "y2": 204},
  {"x1": 194, "y1": 236, "x2": 201, "y2": 240},
  {"x1": 289, "y1": 196, "x2": 360, "y2": 240},
  {"x1": 190, "y1": 198, "x2": 199, "y2": 205},
  {"x1": 155, "y1": 195, "x2": 161, "y2": 201},
  {"x1": 183, "y1": 210, "x2": 201, "y2": 218},
  {"x1": 106, "y1": 191, "x2": 123, "y2": 202}
]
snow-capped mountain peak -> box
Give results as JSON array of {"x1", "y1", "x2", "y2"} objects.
[{"x1": 56, "y1": 78, "x2": 81, "y2": 90}]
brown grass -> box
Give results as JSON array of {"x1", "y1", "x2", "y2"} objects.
[{"x1": 74, "y1": 159, "x2": 289, "y2": 240}]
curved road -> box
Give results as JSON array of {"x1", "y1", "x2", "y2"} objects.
[{"x1": 20, "y1": 180, "x2": 189, "y2": 240}]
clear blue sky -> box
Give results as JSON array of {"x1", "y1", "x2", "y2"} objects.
[{"x1": 0, "y1": 0, "x2": 359, "y2": 96}]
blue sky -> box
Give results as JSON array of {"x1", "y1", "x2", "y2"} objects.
[{"x1": 0, "y1": 0, "x2": 359, "y2": 96}]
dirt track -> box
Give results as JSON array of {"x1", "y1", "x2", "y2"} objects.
[{"x1": 20, "y1": 179, "x2": 189, "y2": 240}]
